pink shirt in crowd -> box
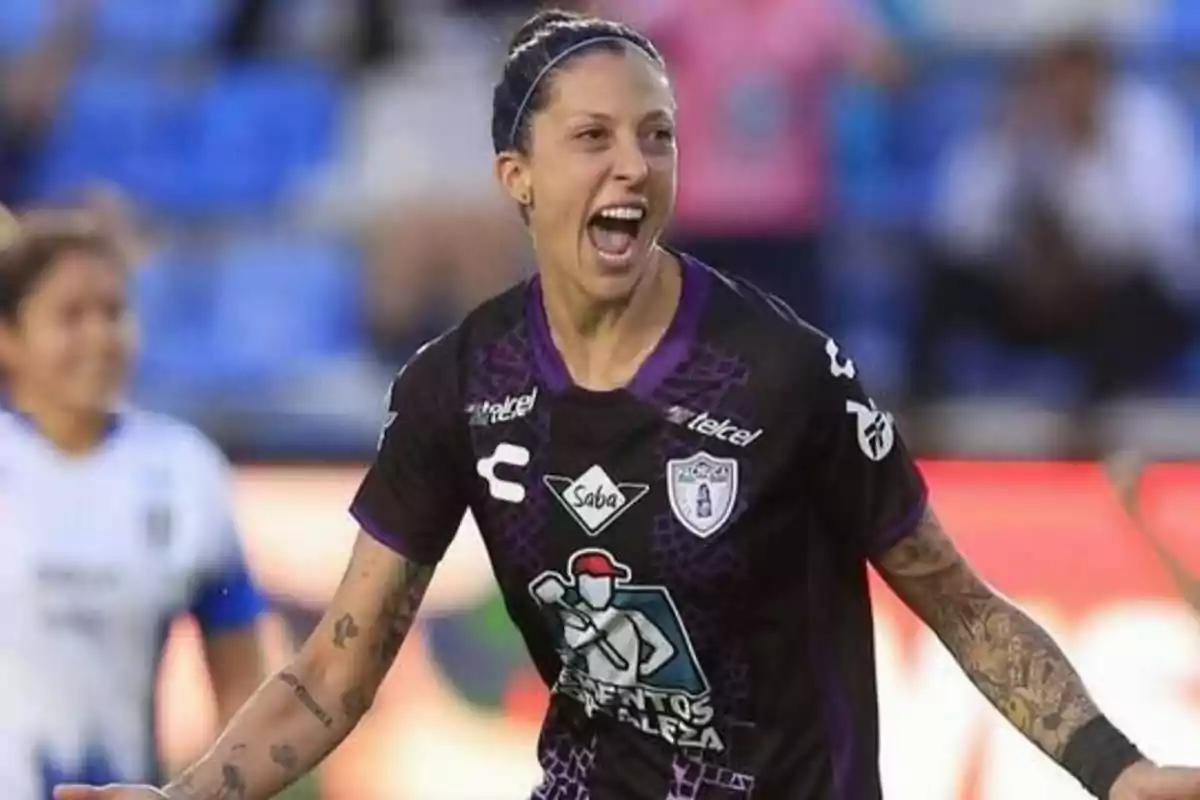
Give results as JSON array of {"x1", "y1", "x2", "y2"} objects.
[{"x1": 607, "y1": 0, "x2": 880, "y2": 236}]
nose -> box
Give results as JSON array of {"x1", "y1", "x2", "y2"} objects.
[{"x1": 612, "y1": 131, "x2": 650, "y2": 187}]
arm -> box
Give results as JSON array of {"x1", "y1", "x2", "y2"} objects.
[
  {"x1": 202, "y1": 627, "x2": 268, "y2": 727},
  {"x1": 874, "y1": 507, "x2": 1099, "y2": 758},
  {"x1": 874, "y1": 508, "x2": 1156, "y2": 797},
  {"x1": 162, "y1": 531, "x2": 435, "y2": 800}
]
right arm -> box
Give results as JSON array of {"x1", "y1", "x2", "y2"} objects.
[{"x1": 164, "y1": 531, "x2": 434, "y2": 800}]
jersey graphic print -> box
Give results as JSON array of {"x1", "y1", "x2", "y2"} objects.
[
  {"x1": 529, "y1": 549, "x2": 723, "y2": 752},
  {"x1": 666, "y1": 452, "x2": 739, "y2": 539},
  {"x1": 543, "y1": 465, "x2": 649, "y2": 537},
  {"x1": 845, "y1": 399, "x2": 895, "y2": 462}
]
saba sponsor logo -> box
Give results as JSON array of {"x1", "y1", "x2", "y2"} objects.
[
  {"x1": 467, "y1": 387, "x2": 538, "y2": 426},
  {"x1": 665, "y1": 406, "x2": 763, "y2": 447}
]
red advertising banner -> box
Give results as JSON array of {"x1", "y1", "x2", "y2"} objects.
[{"x1": 156, "y1": 463, "x2": 1200, "y2": 799}]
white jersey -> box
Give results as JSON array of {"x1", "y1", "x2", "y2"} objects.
[{"x1": 0, "y1": 407, "x2": 266, "y2": 800}]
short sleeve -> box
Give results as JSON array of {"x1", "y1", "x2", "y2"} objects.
[
  {"x1": 796, "y1": 338, "x2": 928, "y2": 560},
  {"x1": 190, "y1": 538, "x2": 266, "y2": 636},
  {"x1": 350, "y1": 336, "x2": 469, "y2": 566},
  {"x1": 186, "y1": 435, "x2": 267, "y2": 636}
]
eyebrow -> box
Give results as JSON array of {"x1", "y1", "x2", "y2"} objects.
[{"x1": 565, "y1": 109, "x2": 676, "y2": 125}]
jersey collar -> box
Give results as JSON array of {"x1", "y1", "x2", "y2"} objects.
[{"x1": 526, "y1": 252, "x2": 711, "y2": 399}]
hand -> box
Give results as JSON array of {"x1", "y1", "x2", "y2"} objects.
[
  {"x1": 1110, "y1": 760, "x2": 1200, "y2": 799},
  {"x1": 53, "y1": 785, "x2": 168, "y2": 800}
]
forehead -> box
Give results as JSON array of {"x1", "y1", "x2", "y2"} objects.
[
  {"x1": 26, "y1": 251, "x2": 125, "y2": 302},
  {"x1": 544, "y1": 47, "x2": 674, "y2": 119}
]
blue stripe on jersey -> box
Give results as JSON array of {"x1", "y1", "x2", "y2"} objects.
[{"x1": 189, "y1": 547, "x2": 267, "y2": 635}]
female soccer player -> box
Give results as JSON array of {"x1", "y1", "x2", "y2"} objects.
[
  {"x1": 59, "y1": 10, "x2": 1200, "y2": 800},
  {"x1": 0, "y1": 214, "x2": 269, "y2": 799}
]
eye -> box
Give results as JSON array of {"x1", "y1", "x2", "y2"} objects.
[
  {"x1": 652, "y1": 127, "x2": 675, "y2": 143},
  {"x1": 576, "y1": 127, "x2": 607, "y2": 142}
]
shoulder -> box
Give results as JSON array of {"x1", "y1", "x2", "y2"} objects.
[
  {"x1": 120, "y1": 409, "x2": 229, "y2": 477},
  {"x1": 698, "y1": 260, "x2": 841, "y2": 382}
]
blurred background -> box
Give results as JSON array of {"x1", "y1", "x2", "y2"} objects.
[{"x1": 1, "y1": 0, "x2": 1197, "y2": 798}]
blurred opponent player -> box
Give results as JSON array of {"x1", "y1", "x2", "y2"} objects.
[
  {"x1": 60, "y1": 9, "x2": 1200, "y2": 800},
  {"x1": 0, "y1": 214, "x2": 269, "y2": 799}
]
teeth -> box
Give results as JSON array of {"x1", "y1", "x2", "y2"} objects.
[{"x1": 597, "y1": 206, "x2": 645, "y2": 221}]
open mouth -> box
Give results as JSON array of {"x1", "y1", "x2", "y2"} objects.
[{"x1": 586, "y1": 204, "x2": 646, "y2": 262}]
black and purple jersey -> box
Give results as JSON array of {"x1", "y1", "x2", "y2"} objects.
[{"x1": 351, "y1": 255, "x2": 928, "y2": 799}]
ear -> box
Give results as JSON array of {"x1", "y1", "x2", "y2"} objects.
[{"x1": 494, "y1": 151, "x2": 533, "y2": 208}]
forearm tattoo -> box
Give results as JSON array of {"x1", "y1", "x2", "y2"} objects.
[
  {"x1": 167, "y1": 745, "x2": 248, "y2": 800},
  {"x1": 278, "y1": 671, "x2": 334, "y2": 728},
  {"x1": 367, "y1": 560, "x2": 435, "y2": 667},
  {"x1": 877, "y1": 507, "x2": 1100, "y2": 759}
]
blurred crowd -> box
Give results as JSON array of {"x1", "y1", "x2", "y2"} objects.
[{"x1": 2, "y1": 0, "x2": 1198, "y2": 458}]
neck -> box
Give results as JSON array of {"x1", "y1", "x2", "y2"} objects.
[
  {"x1": 540, "y1": 248, "x2": 682, "y2": 391},
  {"x1": 7, "y1": 387, "x2": 112, "y2": 454}
]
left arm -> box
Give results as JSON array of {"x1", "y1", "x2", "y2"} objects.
[
  {"x1": 874, "y1": 506, "x2": 1099, "y2": 759},
  {"x1": 872, "y1": 508, "x2": 1200, "y2": 799},
  {"x1": 201, "y1": 625, "x2": 268, "y2": 727}
]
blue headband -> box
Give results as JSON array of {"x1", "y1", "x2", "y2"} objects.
[{"x1": 507, "y1": 35, "x2": 642, "y2": 150}]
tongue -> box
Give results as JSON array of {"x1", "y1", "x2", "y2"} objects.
[{"x1": 588, "y1": 223, "x2": 635, "y2": 256}]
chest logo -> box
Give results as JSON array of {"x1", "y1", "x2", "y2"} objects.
[
  {"x1": 529, "y1": 548, "x2": 723, "y2": 752},
  {"x1": 666, "y1": 452, "x2": 739, "y2": 539},
  {"x1": 544, "y1": 465, "x2": 649, "y2": 537},
  {"x1": 477, "y1": 442, "x2": 531, "y2": 503}
]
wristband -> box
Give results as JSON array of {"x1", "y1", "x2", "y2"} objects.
[{"x1": 1060, "y1": 715, "x2": 1145, "y2": 799}]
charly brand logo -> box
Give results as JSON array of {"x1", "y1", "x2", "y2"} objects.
[
  {"x1": 664, "y1": 406, "x2": 763, "y2": 448},
  {"x1": 476, "y1": 442, "x2": 531, "y2": 503},
  {"x1": 826, "y1": 338, "x2": 856, "y2": 379},
  {"x1": 544, "y1": 465, "x2": 649, "y2": 537},
  {"x1": 529, "y1": 548, "x2": 722, "y2": 752},
  {"x1": 845, "y1": 399, "x2": 895, "y2": 461},
  {"x1": 466, "y1": 387, "x2": 538, "y2": 427},
  {"x1": 666, "y1": 452, "x2": 739, "y2": 539}
]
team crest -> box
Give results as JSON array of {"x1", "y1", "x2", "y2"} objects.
[
  {"x1": 845, "y1": 399, "x2": 895, "y2": 461},
  {"x1": 146, "y1": 503, "x2": 172, "y2": 549},
  {"x1": 666, "y1": 452, "x2": 738, "y2": 539}
]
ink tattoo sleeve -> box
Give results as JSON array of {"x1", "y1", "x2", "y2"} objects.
[
  {"x1": 163, "y1": 539, "x2": 436, "y2": 800},
  {"x1": 874, "y1": 508, "x2": 1101, "y2": 761}
]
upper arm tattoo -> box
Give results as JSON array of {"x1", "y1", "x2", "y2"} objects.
[
  {"x1": 368, "y1": 559, "x2": 435, "y2": 666},
  {"x1": 875, "y1": 507, "x2": 1100, "y2": 759}
]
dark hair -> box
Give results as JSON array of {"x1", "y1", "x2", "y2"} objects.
[
  {"x1": 491, "y1": 9, "x2": 664, "y2": 154},
  {"x1": 0, "y1": 213, "x2": 123, "y2": 323}
]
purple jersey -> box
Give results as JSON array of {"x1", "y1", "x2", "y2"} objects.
[{"x1": 351, "y1": 255, "x2": 928, "y2": 799}]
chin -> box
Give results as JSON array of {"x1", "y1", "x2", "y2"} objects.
[{"x1": 579, "y1": 247, "x2": 654, "y2": 299}]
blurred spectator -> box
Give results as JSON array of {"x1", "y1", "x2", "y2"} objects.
[
  {"x1": 914, "y1": 35, "x2": 1197, "y2": 401},
  {"x1": 605, "y1": 0, "x2": 905, "y2": 322},
  {"x1": 219, "y1": 0, "x2": 405, "y2": 72},
  {"x1": 0, "y1": 1, "x2": 86, "y2": 208},
  {"x1": 304, "y1": 0, "x2": 527, "y2": 362}
]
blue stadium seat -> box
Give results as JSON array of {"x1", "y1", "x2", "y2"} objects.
[
  {"x1": 29, "y1": 64, "x2": 198, "y2": 212},
  {"x1": 936, "y1": 335, "x2": 1087, "y2": 404},
  {"x1": 0, "y1": 0, "x2": 49, "y2": 55},
  {"x1": 131, "y1": 245, "x2": 226, "y2": 395},
  {"x1": 886, "y1": 59, "x2": 1000, "y2": 222},
  {"x1": 1157, "y1": 0, "x2": 1200, "y2": 56},
  {"x1": 91, "y1": 0, "x2": 231, "y2": 58},
  {"x1": 210, "y1": 236, "x2": 364, "y2": 379},
  {"x1": 193, "y1": 65, "x2": 341, "y2": 214}
]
